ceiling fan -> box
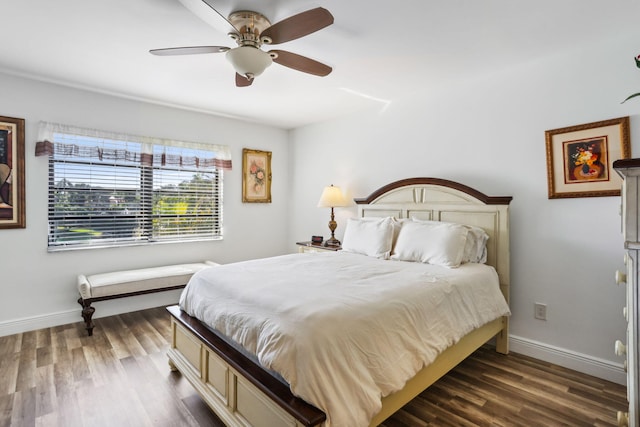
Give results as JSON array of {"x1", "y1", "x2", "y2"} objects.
[{"x1": 150, "y1": 2, "x2": 334, "y2": 87}]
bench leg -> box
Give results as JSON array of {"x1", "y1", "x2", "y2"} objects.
[{"x1": 77, "y1": 298, "x2": 95, "y2": 336}]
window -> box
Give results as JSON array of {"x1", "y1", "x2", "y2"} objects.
[{"x1": 35, "y1": 122, "x2": 232, "y2": 250}]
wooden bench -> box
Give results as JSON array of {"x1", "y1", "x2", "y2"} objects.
[{"x1": 77, "y1": 261, "x2": 218, "y2": 336}]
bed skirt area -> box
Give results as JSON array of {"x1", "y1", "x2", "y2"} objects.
[
  {"x1": 166, "y1": 305, "x2": 507, "y2": 427},
  {"x1": 166, "y1": 305, "x2": 326, "y2": 427}
]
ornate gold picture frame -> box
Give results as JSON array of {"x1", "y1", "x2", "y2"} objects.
[
  {"x1": 0, "y1": 116, "x2": 25, "y2": 228},
  {"x1": 242, "y1": 148, "x2": 272, "y2": 203},
  {"x1": 545, "y1": 116, "x2": 630, "y2": 199}
]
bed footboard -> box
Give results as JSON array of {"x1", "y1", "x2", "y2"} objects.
[{"x1": 166, "y1": 305, "x2": 326, "y2": 427}]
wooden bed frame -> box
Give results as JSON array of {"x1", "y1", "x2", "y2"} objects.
[{"x1": 166, "y1": 177, "x2": 512, "y2": 427}]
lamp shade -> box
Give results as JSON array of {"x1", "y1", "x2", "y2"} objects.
[
  {"x1": 317, "y1": 185, "x2": 348, "y2": 208},
  {"x1": 226, "y1": 46, "x2": 272, "y2": 78}
]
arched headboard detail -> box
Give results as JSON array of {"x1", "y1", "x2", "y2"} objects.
[
  {"x1": 354, "y1": 177, "x2": 513, "y2": 206},
  {"x1": 353, "y1": 178, "x2": 512, "y2": 332}
]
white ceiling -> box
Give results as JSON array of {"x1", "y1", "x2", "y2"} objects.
[{"x1": 2, "y1": 0, "x2": 639, "y2": 129}]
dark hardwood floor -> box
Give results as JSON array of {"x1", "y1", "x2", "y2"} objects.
[{"x1": 0, "y1": 306, "x2": 627, "y2": 426}]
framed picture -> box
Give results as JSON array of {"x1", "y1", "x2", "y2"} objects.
[
  {"x1": 545, "y1": 116, "x2": 631, "y2": 199},
  {"x1": 0, "y1": 116, "x2": 25, "y2": 228},
  {"x1": 242, "y1": 148, "x2": 272, "y2": 203}
]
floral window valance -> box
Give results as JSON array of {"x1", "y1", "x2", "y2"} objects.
[{"x1": 34, "y1": 121, "x2": 232, "y2": 170}]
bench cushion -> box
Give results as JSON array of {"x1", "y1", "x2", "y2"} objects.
[{"x1": 78, "y1": 261, "x2": 217, "y2": 300}]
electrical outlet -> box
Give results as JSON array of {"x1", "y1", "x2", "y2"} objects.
[{"x1": 534, "y1": 303, "x2": 547, "y2": 320}]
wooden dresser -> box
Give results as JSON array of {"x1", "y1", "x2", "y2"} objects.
[{"x1": 613, "y1": 159, "x2": 640, "y2": 427}]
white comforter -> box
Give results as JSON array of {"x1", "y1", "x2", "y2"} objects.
[{"x1": 179, "y1": 252, "x2": 510, "y2": 427}]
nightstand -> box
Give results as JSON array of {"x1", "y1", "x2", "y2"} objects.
[{"x1": 296, "y1": 241, "x2": 341, "y2": 253}]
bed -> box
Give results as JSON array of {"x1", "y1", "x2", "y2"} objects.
[{"x1": 166, "y1": 177, "x2": 512, "y2": 427}]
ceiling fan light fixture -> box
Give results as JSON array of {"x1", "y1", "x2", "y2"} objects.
[
  {"x1": 151, "y1": 7, "x2": 334, "y2": 86},
  {"x1": 226, "y1": 46, "x2": 272, "y2": 79}
]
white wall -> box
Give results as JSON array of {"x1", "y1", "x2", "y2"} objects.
[
  {"x1": 288, "y1": 33, "x2": 640, "y2": 383},
  {"x1": 0, "y1": 72, "x2": 289, "y2": 334},
  {"x1": 3, "y1": 30, "x2": 640, "y2": 384}
]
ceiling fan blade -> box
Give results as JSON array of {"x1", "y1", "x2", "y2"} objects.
[
  {"x1": 235, "y1": 73, "x2": 253, "y2": 87},
  {"x1": 178, "y1": 0, "x2": 240, "y2": 34},
  {"x1": 269, "y1": 50, "x2": 332, "y2": 76},
  {"x1": 149, "y1": 46, "x2": 229, "y2": 56},
  {"x1": 260, "y1": 7, "x2": 333, "y2": 45},
  {"x1": 200, "y1": 0, "x2": 241, "y2": 32}
]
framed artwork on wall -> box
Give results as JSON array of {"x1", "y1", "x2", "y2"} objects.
[
  {"x1": 0, "y1": 115, "x2": 25, "y2": 229},
  {"x1": 545, "y1": 116, "x2": 631, "y2": 199},
  {"x1": 242, "y1": 148, "x2": 272, "y2": 203}
]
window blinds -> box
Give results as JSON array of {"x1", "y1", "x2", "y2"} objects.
[{"x1": 35, "y1": 122, "x2": 230, "y2": 250}]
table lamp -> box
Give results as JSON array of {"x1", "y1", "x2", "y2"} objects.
[{"x1": 317, "y1": 184, "x2": 348, "y2": 247}]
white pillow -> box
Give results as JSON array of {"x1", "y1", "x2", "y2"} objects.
[
  {"x1": 391, "y1": 217, "x2": 409, "y2": 245},
  {"x1": 410, "y1": 218, "x2": 489, "y2": 264},
  {"x1": 391, "y1": 220, "x2": 469, "y2": 267},
  {"x1": 342, "y1": 217, "x2": 395, "y2": 259},
  {"x1": 462, "y1": 225, "x2": 489, "y2": 264}
]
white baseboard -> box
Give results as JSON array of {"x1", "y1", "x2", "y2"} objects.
[
  {"x1": 0, "y1": 291, "x2": 181, "y2": 337},
  {"x1": 510, "y1": 335, "x2": 627, "y2": 385},
  {"x1": 0, "y1": 309, "x2": 80, "y2": 337},
  {"x1": 0, "y1": 309, "x2": 628, "y2": 387}
]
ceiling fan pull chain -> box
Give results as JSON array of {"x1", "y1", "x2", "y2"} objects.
[{"x1": 149, "y1": 6, "x2": 334, "y2": 87}]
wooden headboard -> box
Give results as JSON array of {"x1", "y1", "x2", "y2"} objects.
[{"x1": 354, "y1": 178, "x2": 512, "y2": 304}]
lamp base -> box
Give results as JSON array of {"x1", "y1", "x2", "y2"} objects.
[{"x1": 324, "y1": 237, "x2": 341, "y2": 247}]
